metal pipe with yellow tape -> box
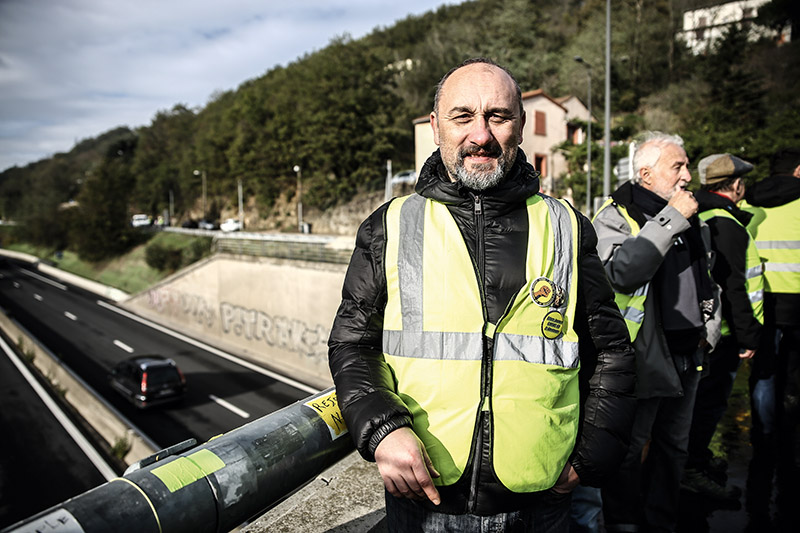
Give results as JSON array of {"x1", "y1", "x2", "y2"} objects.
[{"x1": 2, "y1": 388, "x2": 352, "y2": 533}]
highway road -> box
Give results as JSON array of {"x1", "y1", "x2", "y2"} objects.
[
  {"x1": 0, "y1": 329, "x2": 112, "y2": 529},
  {"x1": 0, "y1": 257, "x2": 319, "y2": 527}
]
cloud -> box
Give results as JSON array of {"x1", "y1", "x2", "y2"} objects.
[{"x1": 0, "y1": 0, "x2": 452, "y2": 171}]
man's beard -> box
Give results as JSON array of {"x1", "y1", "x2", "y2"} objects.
[{"x1": 453, "y1": 144, "x2": 515, "y2": 191}]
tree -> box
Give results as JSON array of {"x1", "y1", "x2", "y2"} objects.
[{"x1": 70, "y1": 136, "x2": 143, "y2": 261}]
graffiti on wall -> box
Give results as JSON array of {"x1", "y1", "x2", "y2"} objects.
[
  {"x1": 146, "y1": 287, "x2": 216, "y2": 327},
  {"x1": 220, "y1": 302, "x2": 329, "y2": 362},
  {"x1": 143, "y1": 288, "x2": 329, "y2": 363}
]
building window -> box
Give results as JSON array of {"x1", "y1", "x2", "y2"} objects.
[
  {"x1": 696, "y1": 16, "x2": 706, "y2": 40},
  {"x1": 534, "y1": 154, "x2": 547, "y2": 177},
  {"x1": 567, "y1": 123, "x2": 581, "y2": 144},
  {"x1": 534, "y1": 111, "x2": 546, "y2": 136}
]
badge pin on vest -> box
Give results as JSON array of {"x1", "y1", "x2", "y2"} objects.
[{"x1": 530, "y1": 277, "x2": 566, "y2": 308}]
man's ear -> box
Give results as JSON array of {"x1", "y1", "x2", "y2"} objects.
[
  {"x1": 639, "y1": 166, "x2": 651, "y2": 185},
  {"x1": 518, "y1": 111, "x2": 526, "y2": 144},
  {"x1": 431, "y1": 113, "x2": 440, "y2": 146},
  {"x1": 793, "y1": 164, "x2": 800, "y2": 179}
]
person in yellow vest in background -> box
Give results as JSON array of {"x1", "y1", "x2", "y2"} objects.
[
  {"x1": 591, "y1": 132, "x2": 721, "y2": 533},
  {"x1": 327, "y1": 58, "x2": 636, "y2": 532},
  {"x1": 682, "y1": 154, "x2": 763, "y2": 504},
  {"x1": 741, "y1": 147, "x2": 800, "y2": 516}
]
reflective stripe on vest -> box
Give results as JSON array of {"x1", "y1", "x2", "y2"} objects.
[
  {"x1": 383, "y1": 193, "x2": 580, "y2": 492},
  {"x1": 744, "y1": 198, "x2": 800, "y2": 294},
  {"x1": 698, "y1": 208, "x2": 765, "y2": 336},
  {"x1": 593, "y1": 198, "x2": 648, "y2": 341}
]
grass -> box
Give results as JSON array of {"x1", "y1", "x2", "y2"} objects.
[
  {"x1": 709, "y1": 360, "x2": 752, "y2": 460},
  {"x1": 2, "y1": 231, "x2": 212, "y2": 295}
]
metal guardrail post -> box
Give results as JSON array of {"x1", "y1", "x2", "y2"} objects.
[{"x1": 3, "y1": 388, "x2": 353, "y2": 533}]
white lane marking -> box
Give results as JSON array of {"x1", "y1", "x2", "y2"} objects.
[
  {"x1": 34, "y1": 294, "x2": 43, "y2": 301},
  {"x1": 97, "y1": 300, "x2": 319, "y2": 395},
  {"x1": 209, "y1": 394, "x2": 250, "y2": 419},
  {"x1": 20, "y1": 268, "x2": 68, "y2": 290},
  {"x1": 0, "y1": 334, "x2": 116, "y2": 480},
  {"x1": 64, "y1": 312, "x2": 78, "y2": 321},
  {"x1": 113, "y1": 340, "x2": 134, "y2": 353}
]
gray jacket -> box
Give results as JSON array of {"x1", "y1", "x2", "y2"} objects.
[{"x1": 593, "y1": 185, "x2": 721, "y2": 399}]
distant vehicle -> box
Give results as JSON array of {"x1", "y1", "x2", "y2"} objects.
[
  {"x1": 131, "y1": 214, "x2": 152, "y2": 227},
  {"x1": 220, "y1": 218, "x2": 242, "y2": 232},
  {"x1": 181, "y1": 219, "x2": 199, "y2": 229},
  {"x1": 391, "y1": 169, "x2": 417, "y2": 185},
  {"x1": 109, "y1": 355, "x2": 186, "y2": 409},
  {"x1": 198, "y1": 219, "x2": 218, "y2": 230}
]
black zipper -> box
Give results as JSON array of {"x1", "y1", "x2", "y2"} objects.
[{"x1": 466, "y1": 194, "x2": 489, "y2": 512}]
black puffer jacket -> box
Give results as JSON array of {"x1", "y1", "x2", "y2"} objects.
[
  {"x1": 328, "y1": 149, "x2": 636, "y2": 515},
  {"x1": 695, "y1": 189, "x2": 761, "y2": 349}
]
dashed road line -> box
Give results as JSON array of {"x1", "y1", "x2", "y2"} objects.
[
  {"x1": 113, "y1": 340, "x2": 134, "y2": 353},
  {"x1": 209, "y1": 394, "x2": 250, "y2": 419}
]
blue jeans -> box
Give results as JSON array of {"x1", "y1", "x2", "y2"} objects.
[
  {"x1": 569, "y1": 485, "x2": 602, "y2": 533},
  {"x1": 385, "y1": 490, "x2": 572, "y2": 533}
]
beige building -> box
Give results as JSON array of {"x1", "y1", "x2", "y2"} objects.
[
  {"x1": 414, "y1": 88, "x2": 590, "y2": 197},
  {"x1": 678, "y1": 0, "x2": 791, "y2": 55}
]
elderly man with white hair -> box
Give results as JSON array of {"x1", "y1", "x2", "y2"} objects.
[{"x1": 590, "y1": 131, "x2": 721, "y2": 532}]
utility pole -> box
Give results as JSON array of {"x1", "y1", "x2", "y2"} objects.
[
  {"x1": 603, "y1": 0, "x2": 612, "y2": 199},
  {"x1": 574, "y1": 56, "x2": 592, "y2": 217},
  {"x1": 237, "y1": 179, "x2": 244, "y2": 230},
  {"x1": 193, "y1": 169, "x2": 207, "y2": 220},
  {"x1": 385, "y1": 159, "x2": 393, "y2": 203},
  {"x1": 293, "y1": 165, "x2": 303, "y2": 232}
]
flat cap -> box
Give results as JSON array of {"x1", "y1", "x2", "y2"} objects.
[{"x1": 698, "y1": 153, "x2": 753, "y2": 185}]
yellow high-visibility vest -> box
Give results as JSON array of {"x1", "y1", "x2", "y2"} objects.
[
  {"x1": 743, "y1": 198, "x2": 800, "y2": 295},
  {"x1": 698, "y1": 208, "x2": 764, "y2": 336},
  {"x1": 383, "y1": 193, "x2": 580, "y2": 492},
  {"x1": 593, "y1": 199, "x2": 647, "y2": 341}
]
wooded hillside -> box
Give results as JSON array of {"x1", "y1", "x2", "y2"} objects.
[{"x1": 1, "y1": 0, "x2": 797, "y2": 260}]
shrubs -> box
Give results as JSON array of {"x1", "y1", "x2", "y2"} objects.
[
  {"x1": 145, "y1": 236, "x2": 212, "y2": 272},
  {"x1": 145, "y1": 243, "x2": 183, "y2": 271}
]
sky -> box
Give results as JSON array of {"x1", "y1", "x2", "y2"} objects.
[{"x1": 0, "y1": 0, "x2": 454, "y2": 172}]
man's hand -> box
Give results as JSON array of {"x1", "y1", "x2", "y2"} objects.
[
  {"x1": 551, "y1": 462, "x2": 580, "y2": 494},
  {"x1": 374, "y1": 427, "x2": 441, "y2": 505},
  {"x1": 668, "y1": 189, "x2": 698, "y2": 219},
  {"x1": 739, "y1": 348, "x2": 756, "y2": 359}
]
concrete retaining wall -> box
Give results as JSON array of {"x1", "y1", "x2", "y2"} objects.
[{"x1": 123, "y1": 254, "x2": 347, "y2": 389}]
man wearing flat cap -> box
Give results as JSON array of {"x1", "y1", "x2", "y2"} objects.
[{"x1": 683, "y1": 153, "x2": 764, "y2": 501}]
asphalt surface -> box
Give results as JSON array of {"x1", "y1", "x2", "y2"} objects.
[
  {"x1": 677, "y1": 366, "x2": 799, "y2": 533},
  {"x1": 0, "y1": 331, "x2": 110, "y2": 530},
  {"x1": 0, "y1": 258, "x2": 311, "y2": 448}
]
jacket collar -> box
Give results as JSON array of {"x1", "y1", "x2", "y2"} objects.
[
  {"x1": 414, "y1": 149, "x2": 541, "y2": 212},
  {"x1": 610, "y1": 181, "x2": 647, "y2": 228},
  {"x1": 695, "y1": 189, "x2": 753, "y2": 226},
  {"x1": 744, "y1": 174, "x2": 800, "y2": 207}
]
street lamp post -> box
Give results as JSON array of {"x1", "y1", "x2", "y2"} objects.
[
  {"x1": 293, "y1": 165, "x2": 303, "y2": 233},
  {"x1": 237, "y1": 178, "x2": 244, "y2": 230},
  {"x1": 604, "y1": 0, "x2": 612, "y2": 198},
  {"x1": 574, "y1": 56, "x2": 592, "y2": 217},
  {"x1": 193, "y1": 169, "x2": 207, "y2": 220}
]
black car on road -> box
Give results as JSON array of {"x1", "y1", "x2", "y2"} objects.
[{"x1": 109, "y1": 355, "x2": 186, "y2": 408}]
